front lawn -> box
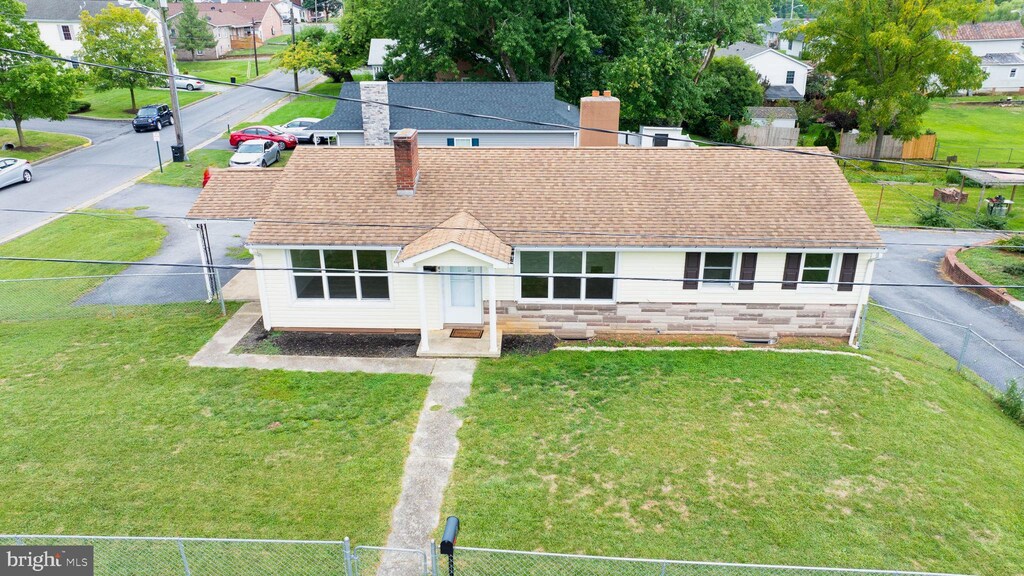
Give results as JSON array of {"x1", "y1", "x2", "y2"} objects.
[
  {"x1": 0, "y1": 128, "x2": 89, "y2": 162},
  {"x1": 75, "y1": 87, "x2": 212, "y2": 119},
  {"x1": 851, "y1": 181, "x2": 1024, "y2": 230},
  {"x1": 140, "y1": 148, "x2": 292, "y2": 188},
  {"x1": 178, "y1": 57, "x2": 275, "y2": 84},
  {"x1": 441, "y1": 311, "x2": 1024, "y2": 574},
  {"x1": 922, "y1": 98, "x2": 1024, "y2": 166},
  {"x1": 0, "y1": 212, "x2": 430, "y2": 543},
  {"x1": 957, "y1": 246, "x2": 1024, "y2": 301}
]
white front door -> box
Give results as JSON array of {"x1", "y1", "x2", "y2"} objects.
[{"x1": 443, "y1": 266, "x2": 482, "y2": 324}]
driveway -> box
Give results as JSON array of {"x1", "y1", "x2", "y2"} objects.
[
  {"x1": 872, "y1": 228, "x2": 1024, "y2": 390},
  {"x1": 0, "y1": 69, "x2": 318, "y2": 242},
  {"x1": 76, "y1": 183, "x2": 251, "y2": 305}
]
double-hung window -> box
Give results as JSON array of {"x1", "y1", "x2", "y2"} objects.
[
  {"x1": 290, "y1": 249, "x2": 390, "y2": 300},
  {"x1": 800, "y1": 253, "x2": 834, "y2": 285},
  {"x1": 701, "y1": 253, "x2": 735, "y2": 287},
  {"x1": 785, "y1": 70, "x2": 796, "y2": 84},
  {"x1": 519, "y1": 251, "x2": 615, "y2": 301},
  {"x1": 1011, "y1": 68, "x2": 1018, "y2": 79},
  {"x1": 61, "y1": 25, "x2": 73, "y2": 41}
]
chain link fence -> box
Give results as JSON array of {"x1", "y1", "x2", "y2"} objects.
[
  {"x1": 0, "y1": 262, "x2": 226, "y2": 322},
  {"x1": 0, "y1": 535, "x2": 971, "y2": 576},
  {"x1": 859, "y1": 303, "x2": 1024, "y2": 391}
]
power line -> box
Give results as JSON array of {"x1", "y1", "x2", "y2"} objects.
[
  {"x1": 4, "y1": 47, "x2": 1024, "y2": 176},
  {"x1": 3, "y1": 255, "x2": 1024, "y2": 290},
  {"x1": 2, "y1": 207, "x2": 1020, "y2": 250}
]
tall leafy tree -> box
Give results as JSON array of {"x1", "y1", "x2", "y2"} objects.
[
  {"x1": 0, "y1": 0, "x2": 79, "y2": 147},
  {"x1": 78, "y1": 5, "x2": 165, "y2": 112},
  {"x1": 689, "y1": 55, "x2": 764, "y2": 139},
  {"x1": 800, "y1": 0, "x2": 986, "y2": 162},
  {"x1": 173, "y1": 0, "x2": 217, "y2": 61}
]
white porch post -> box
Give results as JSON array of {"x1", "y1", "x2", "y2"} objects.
[
  {"x1": 418, "y1": 266, "x2": 430, "y2": 352},
  {"x1": 488, "y1": 266, "x2": 498, "y2": 353}
]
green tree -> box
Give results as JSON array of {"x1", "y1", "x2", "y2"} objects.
[
  {"x1": 303, "y1": 0, "x2": 344, "y2": 18},
  {"x1": 173, "y1": 0, "x2": 216, "y2": 61},
  {"x1": 0, "y1": 0, "x2": 79, "y2": 147},
  {"x1": 78, "y1": 5, "x2": 165, "y2": 112},
  {"x1": 690, "y1": 55, "x2": 764, "y2": 137},
  {"x1": 273, "y1": 40, "x2": 336, "y2": 76},
  {"x1": 800, "y1": 0, "x2": 986, "y2": 163}
]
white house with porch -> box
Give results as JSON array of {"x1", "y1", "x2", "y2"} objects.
[{"x1": 188, "y1": 125, "x2": 884, "y2": 358}]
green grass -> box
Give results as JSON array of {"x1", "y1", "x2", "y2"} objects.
[
  {"x1": 0, "y1": 128, "x2": 89, "y2": 162},
  {"x1": 232, "y1": 82, "x2": 342, "y2": 132},
  {"x1": 75, "y1": 87, "x2": 212, "y2": 119},
  {"x1": 225, "y1": 36, "x2": 292, "y2": 57},
  {"x1": 922, "y1": 98, "x2": 1024, "y2": 166},
  {"x1": 957, "y1": 246, "x2": 1024, "y2": 300},
  {"x1": 140, "y1": 148, "x2": 293, "y2": 188},
  {"x1": 0, "y1": 212, "x2": 430, "y2": 542},
  {"x1": 441, "y1": 310, "x2": 1024, "y2": 575},
  {"x1": 177, "y1": 57, "x2": 275, "y2": 84},
  {"x1": 852, "y1": 181, "x2": 1024, "y2": 230}
]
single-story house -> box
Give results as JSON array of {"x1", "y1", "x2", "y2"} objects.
[
  {"x1": 166, "y1": 0, "x2": 283, "y2": 59},
  {"x1": 188, "y1": 128, "x2": 884, "y2": 357},
  {"x1": 940, "y1": 20, "x2": 1024, "y2": 93},
  {"x1": 367, "y1": 38, "x2": 397, "y2": 76},
  {"x1": 273, "y1": 0, "x2": 306, "y2": 23},
  {"x1": 309, "y1": 81, "x2": 582, "y2": 147},
  {"x1": 717, "y1": 41, "x2": 814, "y2": 101},
  {"x1": 760, "y1": 17, "x2": 812, "y2": 56},
  {"x1": 747, "y1": 106, "x2": 798, "y2": 128},
  {"x1": 619, "y1": 126, "x2": 698, "y2": 148},
  {"x1": 21, "y1": 0, "x2": 162, "y2": 60}
]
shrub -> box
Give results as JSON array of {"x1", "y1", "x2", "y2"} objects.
[
  {"x1": 914, "y1": 204, "x2": 953, "y2": 227},
  {"x1": 995, "y1": 235, "x2": 1024, "y2": 248},
  {"x1": 1003, "y1": 263, "x2": 1024, "y2": 277},
  {"x1": 997, "y1": 380, "x2": 1024, "y2": 425},
  {"x1": 974, "y1": 214, "x2": 1008, "y2": 230},
  {"x1": 813, "y1": 128, "x2": 837, "y2": 150},
  {"x1": 944, "y1": 170, "x2": 962, "y2": 184},
  {"x1": 794, "y1": 101, "x2": 818, "y2": 130},
  {"x1": 67, "y1": 99, "x2": 91, "y2": 114}
]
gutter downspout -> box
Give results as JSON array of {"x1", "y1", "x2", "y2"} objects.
[{"x1": 849, "y1": 251, "x2": 882, "y2": 348}]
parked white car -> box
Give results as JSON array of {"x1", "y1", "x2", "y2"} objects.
[
  {"x1": 173, "y1": 76, "x2": 205, "y2": 91},
  {"x1": 0, "y1": 157, "x2": 32, "y2": 189},
  {"x1": 230, "y1": 139, "x2": 281, "y2": 168},
  {"x1": 273, "y1": 118, "x2": 321, "y2": 143}
]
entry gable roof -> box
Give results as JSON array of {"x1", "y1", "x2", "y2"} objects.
[{"x1": 396, "y1": 211, "x2": 513, "y2": 266}]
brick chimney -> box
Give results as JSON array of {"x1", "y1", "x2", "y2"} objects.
[
  {"x1": 579, "y1": 90, "x2": 620, "y2": 147},
  {"x1": 394, "y1": 128, "x2": 419, "y2": 196}
]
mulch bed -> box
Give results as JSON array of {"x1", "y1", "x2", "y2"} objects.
[
  {"x1": 234, "y1": 321, "x2": 420, "y2": 358},
  {"x1": 500, "y1": 334, "x2": 559, "y2": 355}
]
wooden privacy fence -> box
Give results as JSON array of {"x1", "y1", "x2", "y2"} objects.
[
  {"x1": 737, "y1": 125, "x2": 800, "y2": 147},
  {"x1": 838, "y1": 133, "x2": 937, "y2": 160}
]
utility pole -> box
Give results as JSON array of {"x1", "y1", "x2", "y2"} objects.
[
  {"x1": 290, "y1": 5, "x2": 299, "y2": 91},
  {"x1": 158, "y1": 0, "x2": 186, "y2": 161},
  {"x1": 252, "y1": 18, "x2": 260, "y2": 76}
]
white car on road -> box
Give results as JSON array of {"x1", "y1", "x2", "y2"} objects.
[
  {"x1": 273, "y1": 118, "x2": 321, "y2": 143},
  {"x1": 173, "y1": 76, "x2": 205, "y2": 91},
  {"x1": 230, "y1": 139, "x2": 281, "y2": 168},
  {"x1": 0, "y1": 157, "x2": 32, "y2": 189}
]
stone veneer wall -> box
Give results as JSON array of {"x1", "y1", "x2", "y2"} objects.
[{"x1": 490, "y1": 301, "x2": 858, "y2": 339}]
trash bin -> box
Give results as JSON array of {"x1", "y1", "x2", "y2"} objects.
[
  {"x1": 171, "y1": 144, "x2": 186, "y2": 163},
  {"x1": 989, "y1": 202, "x2": 1009, "y2": 217},
  {"x1": 230, "y1": 76, "x2": 237, "y2": 84}
]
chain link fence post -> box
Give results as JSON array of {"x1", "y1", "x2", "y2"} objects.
[
  {"x1": 177, "y1": 539, "x2": 193, "y2": 576},
  {"x1": 856, "y1": 302, "x2": 870, "y2": 348},
  {"x1": 343, "y1": 537, "x2": 353, "y2": 576},
  {"x1": 431, "y1": 540, "x2": 439, "y2": 576},
  {"x1": 956, "y1": 324, "x2": 972, "y2": 373},
  {"x1": 214, "y1": 268, "x2": 226, "y2": 315}
]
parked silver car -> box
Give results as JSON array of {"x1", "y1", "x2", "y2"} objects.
[
  {"x1": 273, "y1": 117, "x2": 321, "y2": 143},
  {"x1": 229, "y1": 139, "x2": 281, "y2": 168},
  {"x1": 0, "y1": 157, "x2": 32, "y2": 189},
  {"x1": 173, "y1": 76, "x2": 205, "y2": 91}
]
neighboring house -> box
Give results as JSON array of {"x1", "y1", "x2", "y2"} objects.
[
  {"x1": 309, "y1": 82, "x2": 581, "y2": 147},
  {"x1": 760, "y1": 17, "x2": 811, "y2": 56},
  {"x1": 717, "y1": 41, "x2": 813, "y2": 101},
  {"x1": 747, "y1": 106, "x2": 798, "y2": 129},
  {"x1": 273, "y1": 0, "x2": 306, "y2": 23},
  {"x1": 367, "y1": 38, "x2": 397, "y2": 76},
  {"x1": 619, "y1": 126, "x2": 698, "y2": 148},
  {"x1": 941, "y1": 20, "x2": 1024, "y2": 93},
  {"x1": 20, "y1": 0, "x2": 162, "y2": 60},
  {"x1": 165, "y1": 0, "x2": 283, "y2": 58},
  {"x1": 188, "y1": 127, "x2": 884, "y2": 357}
]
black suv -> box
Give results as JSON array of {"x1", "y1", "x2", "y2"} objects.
[{"x1": 132, "y1": 104, "x2": 173, "y2": 133}]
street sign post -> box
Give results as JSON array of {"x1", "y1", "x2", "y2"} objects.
[{"x1": 153, "y1": 132, "x2": 163, "y2": 173}]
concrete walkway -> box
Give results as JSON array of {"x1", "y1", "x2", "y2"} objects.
[{"x1": 190, "y1": 304, "x2": 476, "y2": 574}]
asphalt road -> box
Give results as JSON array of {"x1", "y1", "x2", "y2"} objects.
[
  {"x1": 0, "y1": 69, "x2": 317, "y2": 242},
  {"x1": 872, "y1": 228, "x2": 1024, "y2": 390},
  {"x1": 76, "y1": 183, "x2": 252, "y2": 305}
]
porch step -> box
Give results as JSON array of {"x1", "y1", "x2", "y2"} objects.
[{"x1": 416, "y1": 328, "x2": 502, "y2": 358}]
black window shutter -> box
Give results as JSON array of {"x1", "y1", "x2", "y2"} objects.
[
  {"x1": 683, "y1": 252, "x2": 701, "y2": 290},
  {"x1": 446, "y1": 138, "x2": 455, "y2": 146},
  {"x1": 738, "y1": 253, "x2": 758, "y2": 290},
  {"x1": 471, "y1": 138, "x2": 480, "y2": 147},
  {"x1": 782, "y1": 253, "x2": 801, "y2": 290},
  {"x1": 838, "y1": 253, "x2": 859, "y2": 292}
]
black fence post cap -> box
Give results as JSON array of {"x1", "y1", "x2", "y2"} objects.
[{"x1": 440, "y1": 516, "x2": 460, "y2": 555}]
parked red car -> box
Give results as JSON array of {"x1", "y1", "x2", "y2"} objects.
[{"x1": 229, "y1": 125, "x2": 298, "y2": 149}]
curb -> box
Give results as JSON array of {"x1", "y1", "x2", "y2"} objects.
[
  {"x1": 27, "y1": 138, "x2": 93, "y2": 166},
  {"x1": 941, "y1": 241, "x2": 1022, "y2": 309}
]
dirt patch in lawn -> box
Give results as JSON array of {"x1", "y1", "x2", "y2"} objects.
[
  {"x1": 233, "y1": 322, "x2": 420, "y2": 357},
  {"x1": 501, "y1": 334, "x2": 559, "y2": 355}
]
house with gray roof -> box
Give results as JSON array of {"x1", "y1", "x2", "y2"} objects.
[
  {"x1": 760, "y1": 18, "x2": 812, "y2": 56},
  {"x1": 20, "y1": 0, "x2": 161, "y2": 59},
  {"x1": 717, "y1": 41, "x2": 813, "y2": 102},
  {"x1": 309, "y1": 81, "x2": 581, "y2": 147},
  {"x1": 941, "y1": 20, "x2": 1024, "y2": 93}
]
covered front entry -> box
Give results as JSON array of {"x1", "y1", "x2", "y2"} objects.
[{"x1": 443, "y1": 266, "x2": 483, "y2": 325}]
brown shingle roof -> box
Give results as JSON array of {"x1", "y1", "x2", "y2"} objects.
[
  {"x1": 166, "y1": 1, "x2": 274, "y2": 26},
  {"x1": 190, "y1": 146, "x2": 882, "y2": 250},
  {"x1": 944, "y1": 20, "x2": 1024, "y2": 41},
  {"x1": 187, "y1": 168, "x2": 282, "y2": 220},
  {"x1": 396, "y1": 211, "x2": 513, "y2": 264}
]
